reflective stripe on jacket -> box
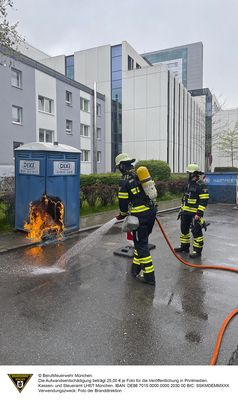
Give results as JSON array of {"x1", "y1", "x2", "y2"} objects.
[
  {"x1": 181, "y1": 179, "x2": 209, "y2": 217},
  {"x1": 118, "y1": 172, "x2": 151, "y2": 215}
]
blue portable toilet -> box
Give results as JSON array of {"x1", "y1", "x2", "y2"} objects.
[
  {"x1": 15, "y1": 142, "x2": 81, "y2": 234},
  {"x1": 204, "y1": 172, "x2": 238, "y2": 203}
]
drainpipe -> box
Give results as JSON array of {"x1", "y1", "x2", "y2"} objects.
[{"x1": 92, "y1": 81, "x2": 98, "y2": 174}]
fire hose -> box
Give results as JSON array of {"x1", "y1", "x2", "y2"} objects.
[{"x1": 155, "y1": 216, "x2": 238, "y2": 365}]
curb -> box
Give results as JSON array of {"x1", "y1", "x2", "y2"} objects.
[{"x1": 0, "y1": 206, "x2": 180, "y2": 254}]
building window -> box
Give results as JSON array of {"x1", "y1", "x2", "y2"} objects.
[
  {"x1": 80, "y1": 124, "x2": 90, "y2": 137},
  {"x1": 96, "y1": 127, "x2": 101, "y2": 139},
  {"x1": 12, "y1": 106, "x2": 23, "y2": 124},
  {"x1": 66, "y1": 120, "x2": 73, "y2": 135},
  {"x1": 81, "y1": 149, "x2": 90, "y2": 162},
  {"x1": 11, "y1": 68, "x2": 22, "y2": 88},
  {"x1": 65, "y1": 55, "x2": 74, "y2": 80},
  {"x1": 80, "y1": 97, "x2": 90, "y2": 112},
  {"x1": 65, "y1": 91, "x2": 72, "y2": 106},
  {"x1": 39, "y1": 129, "x2": 54, "y2": 143},
  {"x1": 128, "y1": 55, "x2": 134, "y2": 70},
  {"x1": 97, "y1": 151, "x2": 101, "y2": 163},
  {"x1": 38, "y1": 96, "x2": 54, "y2": 114},
  {"x1": 136, "y1": 63, "x2": 141, "y2": 69},
  {"x1": 96, "y1": 103, "x2": 102, "y2": 116}
]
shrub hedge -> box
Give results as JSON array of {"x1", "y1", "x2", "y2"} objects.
[
  {"x1": 80, "y1": 183, "x2": 118, "y2": 208},
  {"x1": 80, "y1": 173, "x2": 120, "y2": 187},
  {"x1": 79, "y1": 164, "x2": 184, "y2": 208},
  {"x1": 135, "y1": 160, "x2": 171, "y2": 181}
]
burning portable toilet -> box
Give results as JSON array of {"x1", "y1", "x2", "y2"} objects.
[{"x1": 15, "y1": 142, "x2": 81, "y2": 240}]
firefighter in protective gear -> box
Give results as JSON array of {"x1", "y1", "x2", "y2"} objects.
[
  {"x1": 115, "y1": 153, "x2": 157, "y2": 285},
  {"x1": 174, "y1": 163, "x2": 209, "y2": 258}
]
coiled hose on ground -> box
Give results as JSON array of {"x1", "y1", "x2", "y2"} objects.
[{"x1": 155, "y1": 217, "x2": 238, "y2": 365}]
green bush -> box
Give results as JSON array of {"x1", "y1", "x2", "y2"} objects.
[
  {"x1": 170, "y1": 173, "x2": 187, "y2": 180},
  {"x1": 214, "y1": 167, "x2": 238, "y2": 172},
  {"x1": 80, "y1": 183, "x2": 118, "y2": 208},
  {"x1": 135, "y1": 160, "x2": 171, "y2": 181},
  {"x1": 155, "y1": 181, "x2": 167, "y2": 197},
  {"x1": 98, "y1": 184, "x2": 118, "y2": 206},
  {"x1": 80, "y1": 173, "x2": 120, "y2": 187},
  {"x1": 0, "y1": 194, "x2": 15, "y2": 231},
  {"x1": 167, "y1": 178, "x2": 187, "y2": 194}
]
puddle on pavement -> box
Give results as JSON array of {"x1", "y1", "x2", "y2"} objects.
[
  {"x1": 1, "y1": 218, "x2": 118, "y2": 277},
  {"x1": 31, "y1": 266, "x2": 65, "y2": 276}
]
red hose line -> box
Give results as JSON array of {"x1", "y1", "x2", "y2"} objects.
[
  {"x1": 155, "y1": 217, "x2": 238, "y2": 274},
  {"x1": 209, "y1": 307, "x2": 238, "y2": 365},
  {"x1": 155, "y1": 217, "x2": 238, "y2": 365}
]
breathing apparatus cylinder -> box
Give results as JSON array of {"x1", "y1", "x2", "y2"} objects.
[{"x1": 136, "y1": 166, "x2": 157, "y2": 201}]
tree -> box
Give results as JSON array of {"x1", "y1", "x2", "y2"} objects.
[
  {"x1": 0, "y1": 0, "x2": 23, "y2": 48},
  {"x1": 217, "y1": 121, "x2": 238, "y2": 167}
]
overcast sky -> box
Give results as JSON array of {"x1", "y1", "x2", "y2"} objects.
[{"x1": 9, "y1": 0, "x2": 238, "y2": 108}]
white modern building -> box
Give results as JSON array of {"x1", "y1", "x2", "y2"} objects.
[
  {"x1": 212, "y1": 108, "x2": 238, "y2": 169},
  {"x1": 42, "y1": 41, "x2": 206, "y2": 173},
  {"x1": 142, "y1": 42, "x2": 203, "y2": 90}
]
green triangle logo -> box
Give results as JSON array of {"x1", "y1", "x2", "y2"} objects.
[{"x1": 8, "y1": 374, "x2": 33, "y2": 393}]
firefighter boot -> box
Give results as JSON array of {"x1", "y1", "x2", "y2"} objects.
[
  {"x1": 136, "y1": 271, "x2": 155, "y2": 286},
  {"x1": 189, "y1": 250, "x2": 202, "y2": 258},
  {"x1": 131, "y1": 263, "x2": 141, "y2": 277},
  {"x1": 174, "y1": 246, "x2": 190, "y2": 253}
]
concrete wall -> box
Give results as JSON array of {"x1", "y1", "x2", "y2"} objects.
[
  {"x1": 122, "y1": 41, "x2": 149, "y2": 71},
  {"x1": 42, "y1": 55, "x2": 66, "y2": 75},
  {"x1": 35, "y1": 70, "x2": 57, "y2": 141},
  {"x1": 212, "y1": 108, "x2": 238, "y2": 169},
  {"x1": 56, "y1": 80, "x2": 81, "y2": 149},
  {"x1": 187, "y1": 42, "x2": 203, "y2": 91},
  {"x1": 122, "y1": 64, "x2": 205, "y2": 172},
  {"x1": 16, "y1": 41, "x2": 50, "y2": 61},
  {"x1": 0, "y1": 56, "x2": 36, "y2": 171},
  {"x1": 74, "y1": 45, "x2": 111, "y2": 171},
  {"x1": 122, "y1": 64, "x2": 168, "y2": 164}
]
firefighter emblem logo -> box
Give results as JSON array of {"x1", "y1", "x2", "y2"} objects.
[{"x1": 8, "y1": 374, "x2": 33, "y2": 393}]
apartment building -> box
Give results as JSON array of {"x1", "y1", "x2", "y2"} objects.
[{"x1": 0, "y1": 45, "x2": 105, "y2": 176}]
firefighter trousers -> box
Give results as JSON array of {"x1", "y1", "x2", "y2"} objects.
[
  {"x1": 180, "y1": 213, "x2": 204, "y2": 253},
  {"x1": 131, "y1": 208, "x2": 156, "y2": 281}
]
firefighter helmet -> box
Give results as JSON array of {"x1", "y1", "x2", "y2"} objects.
[
  {"x1": 115, "y1": 153, "x2": 135, "y2": 167},
  {"x1": 186, "y1": 163, "x2": 200, "y2": 173}
]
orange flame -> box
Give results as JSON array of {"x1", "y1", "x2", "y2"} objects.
[{"x1": 24, "y1": 196, "x2": 64, "y2": 241}]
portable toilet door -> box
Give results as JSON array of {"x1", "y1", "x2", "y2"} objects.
[
  {"x1": 46, "y1": 149, "x2": 81, "y2": 232},
  {"x1": 15, "y1": 147, "x2": 47, "y2": 230},
  {"x1": 15, "y1": 142, "x2": 81, "y2": 234}
]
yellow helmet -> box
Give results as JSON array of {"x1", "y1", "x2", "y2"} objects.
[
  {"x1": 186, "y1": 163, "x2": 200, "y2": 173},
  {"x1": 115, "y1": 153, "x2": 135, "y2": 167}
]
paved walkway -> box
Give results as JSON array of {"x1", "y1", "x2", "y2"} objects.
[
  {"x1": 0, "y1": 204, "x2": 237, "y2": 365},
  {"x1": 0, "y1": 199, "x2": 180, "y2": 254}
]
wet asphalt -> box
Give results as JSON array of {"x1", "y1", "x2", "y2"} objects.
[{"x1": 0, "y1": 204, "x2": 238, "y2": 366}]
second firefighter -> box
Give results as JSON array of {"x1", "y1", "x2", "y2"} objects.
[{"x1": 174, "y1": 163, "x2": 209, "y2": 258}]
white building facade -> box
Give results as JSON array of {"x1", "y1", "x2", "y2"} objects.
[
  {"x1": 43, "y1": 41, "x2": 206, "y2": 173},
  {"x1": 212, "y1": 108, "x2": 238, "y2": 170}
]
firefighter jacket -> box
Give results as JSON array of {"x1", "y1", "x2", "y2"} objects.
[
  {"x1": 181, "y1": 178, "x2": 209, "y2": 217},
  {"x1": 118, "y1": 171, "x2": 154, "y2": 216}
]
